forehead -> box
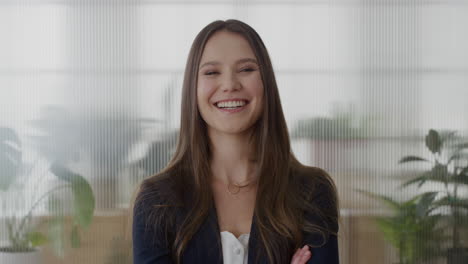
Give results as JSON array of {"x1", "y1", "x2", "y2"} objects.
[{"x1": 200, "y1": 31, "x2": 256, "y2": 64}]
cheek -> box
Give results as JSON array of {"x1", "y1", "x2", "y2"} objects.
[
  {"x1": 197, "y1": 80, "x2": 218, "y2": 118},
  {"x1": 196, "y1": 82, "x2": 208, "y2": 108},
  {"x1": 247, "y1": 77, "x2": 264, "y2": 100},
  {"x1": 197, "y1": 79, "x2": 216, "y2": 103},
  {"x1": 248, "y1": 78, "x2": 264, "y2": 114}
]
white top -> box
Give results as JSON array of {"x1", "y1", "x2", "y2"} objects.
[{"x1": 220, "y1": 231, "x2": 250, "y2": 264}]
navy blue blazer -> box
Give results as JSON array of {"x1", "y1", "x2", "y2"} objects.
[{"x1": 133, "y1": 173, "x2": 339, "y2": 264}]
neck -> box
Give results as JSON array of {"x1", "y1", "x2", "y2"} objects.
[{"x1": 208, "y1": 128, "x2": 258, "y2": 186}]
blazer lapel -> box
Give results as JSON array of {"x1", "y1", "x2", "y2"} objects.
[
  {"x1": 182, "y1": 196, "x2": 267, "y2": 263},
  {"x1": 180, "y1": 187, "x2": 223, "y2": 263},
  {"x1": 247, "y1": 214, "x2": 268, "y2": 264},
  {"x1": 189, "y1": 205, "x2": 223, "y2": 263}
]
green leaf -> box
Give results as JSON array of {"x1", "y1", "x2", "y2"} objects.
[
  {"x1": 361, "y1": 189, "x2": 447, "y2": 263},
  {"x1": 459, "y1": 166, "x2": 468, "y2": 176},
  {"x1": 46, "y1": 195, "x2": 64, "y2": 216},
  {"x1": 431, "y1": 164, "x2": 450, "y2": 181},
  {"x1": 434, "y1": 196, "x2": 468, "y2": 210},
  {"x1": 416, "y1": 192, "x2": 437, "y2": 217},
  {"x1": 451, "y1": 172, "x2": 468, "y2": 185},
  {"x1": 71, "y1": 225, "x2": 80, "y2": 248},
  {"x1": 356, "y1": 189, "x2": 401, "y2": 211},
  {"x1": 398, "y1": 156, "x2": 430, "y2": 164},
  {"x1": 48, "y1": 216, "x2": 65, "y2": 258},
  {"x1": 376, "y1": 218, "x2": 403, "y2": 249},
  {"x1": 401, "y1": 173, "x2": 428, "y2": 188},
  {"x1": 26, "y1": 231, "x2": 48, "y2": 247},
  {"x1": 426, "y1": 129, "x2": 442, "y2": 154},
  {"x1": 0, "y1": 127, "x2": 21, "y2": 146},
  {"x1": 0, "y1": 127, "x2": 22, "y2": 191},
  {"x1": 447, "y1": 142, "x2": 468, "y2": 165},
  {"x1": 49, "y1": 162, "x2": 95, "y2": 228},
  {"x1": 6, "y1": 219, "x2": 20, "y2": 249},
  {"x1": 402, "y1": 164, "x2": 450, "y2": 188}
]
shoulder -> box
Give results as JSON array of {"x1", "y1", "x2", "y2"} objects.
[
  {"x1": 133, "y1": 172, "x2": 182, "y2": 237},
  {"x1": 135, "y1": 174, "x2": 173, "y2": 205},
  {"x1": 134, "y1": 172, "x2": 184, "y2": 217},
  {"x1": 132, "y1": 174, "x2": 176, "y2": 262},
  {"x1": 294, "y1": 165, "x2": 339, "y2": 233},
  {"x1": 294, "y1": 165, "x2": 337, "y2": 200},
  {"x1": 296, "y1": 165, "x2": 331, "y2": 181}
]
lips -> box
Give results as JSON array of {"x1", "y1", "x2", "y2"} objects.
[
  {"x1": 213, "y1": 98, "x2": 249, "y2": 105},
  {"x1": 216, "y1": 104, "x2": 247, "y2": 113},
  {"x1": 212, "y1": 98, "x2": 249, "y2": 114}
]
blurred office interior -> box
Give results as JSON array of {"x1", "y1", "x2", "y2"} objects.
[{"x1": 1, "y1": 0, "x2": 468, "y2": 263}]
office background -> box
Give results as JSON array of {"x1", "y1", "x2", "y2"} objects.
[{"x1": 1, "y1": 0, "x2": 467, "y2": 263}]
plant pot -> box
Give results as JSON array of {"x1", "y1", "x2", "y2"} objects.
[
  {"x1": 448, "y1": 247, "x2": 468, "y2": 264},
  {"x1": 0, "y1": 249, "x2": 42, "y2": 264}
]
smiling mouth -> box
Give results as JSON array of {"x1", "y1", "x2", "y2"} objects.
[{"x1": 214, "y1": 100, "x2": 250, "y2": 109}]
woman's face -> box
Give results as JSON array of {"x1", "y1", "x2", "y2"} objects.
[{"x1": 197, "y1": 31, "x2": 264, "y2": 136}]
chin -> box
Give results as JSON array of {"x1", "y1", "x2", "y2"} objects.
[
  {"x1": 221, "y1": 128, "x2": 246, "y2": 135},
  {"x1": 214, "y1": 125, "x2": 251, "y2": 135}
]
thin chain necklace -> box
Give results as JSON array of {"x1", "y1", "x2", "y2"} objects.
[
  {"x1": 226, "y1": 178, "x2": 257, "y2": 195},
  {"x1": 212, "y1": 161, "x2": 259, "y2": 195}
]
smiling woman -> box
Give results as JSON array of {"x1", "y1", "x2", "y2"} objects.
[
  {"x1": 132, "y1": 19, "x2": 339, "y2": 264},
  {"x1": 197, "y1": 31, "x2": 264, "y2": 138}
]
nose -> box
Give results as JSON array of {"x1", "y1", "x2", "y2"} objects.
[{"x1": 221, "y1": 71, "x2": 241, "y2": 92}]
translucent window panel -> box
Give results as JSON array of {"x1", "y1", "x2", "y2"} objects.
[
  {"x1": 421, "y1": 5, "x2": 468, "y2": 68},
  {"x1": 277, "y1": 72, "x2": 425, "y2": 138},
  {"x1": 0, "y1": 75, "x2": 64, "y2": 128},
  {"x1": 420, "y1": 74, "x2": 468, "y2": 131},
  {"x1": 247, "y1": 5, "x2": 359, "y2": 70},
  {"x1": 135, "y1": 3, "x2": 431, "y2": 70},
  {"x1": 137, "y1": 4, "x2": 356, "y2": 70},
  {"x1": 0, "y1": 4, "x2": 65, "y2": 69},
  {"x1": 1, "y1": 1, "x2": 468, "y2": 264},
  {"x1": 138, "y1": 5, "x2": 235, "y2": 70},
  {"x1": 276, "y1": 73, "x2": 362, "y2": 122},
  {"x1": 138, "y1": 74, "x2": 183, "y2": 129}
]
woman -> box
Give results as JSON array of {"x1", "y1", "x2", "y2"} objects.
[{"x1": 133, "y1": 19, "x2": 339, "y2": 264}]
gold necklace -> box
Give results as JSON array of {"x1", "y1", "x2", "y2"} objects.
[{"x1": 226, "y1": 179, "x2": 256, "y2": 195}]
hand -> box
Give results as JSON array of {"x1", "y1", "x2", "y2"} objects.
[{"x1": 290, "y1": 245, "x2": 312, "y2": 264}]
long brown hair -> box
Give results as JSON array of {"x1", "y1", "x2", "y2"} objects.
[{"x1": 133, "y1": 19, "x2": 339, "y2": 263}]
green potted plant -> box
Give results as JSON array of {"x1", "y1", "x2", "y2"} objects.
[
  {"x1": 0, "y1": 127, "x2": 95, "y2": 263},
  {"x1": 28, "y1": 106, "x2": 156, "y2": 210},
  {"x1": 398, "y1": 129, "x2": 468, "y2": 264},
  {"x1": 358, "y1": 191, "x2": 446, "y2": 264}
]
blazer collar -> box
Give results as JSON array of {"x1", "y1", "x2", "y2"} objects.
[
  {"x1": 190, "y1": 204, "x2": 266, "y2": 264},
  {"x1": 180, "y1": 185, "x2": 267, "y2": 263}
]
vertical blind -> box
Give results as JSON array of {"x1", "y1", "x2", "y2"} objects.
[{"x1": 1, "y1": 0, "x2": 467, "y2": 263}]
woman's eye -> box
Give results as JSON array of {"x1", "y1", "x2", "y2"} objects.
[
  {"x1": 204, "y1": 68, "x2": 256, "y2": 75},
  {"x1": 205, "y1": 71, "x2": 218, "y2": 75}
]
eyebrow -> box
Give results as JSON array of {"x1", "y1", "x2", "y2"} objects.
[{"x1": 199, "y1": 58, "x2": 258, "y2": 69}]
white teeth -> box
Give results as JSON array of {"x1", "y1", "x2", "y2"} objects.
[{"x1": 216, "y1": 100, "x2": 247, "y2": 108}]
